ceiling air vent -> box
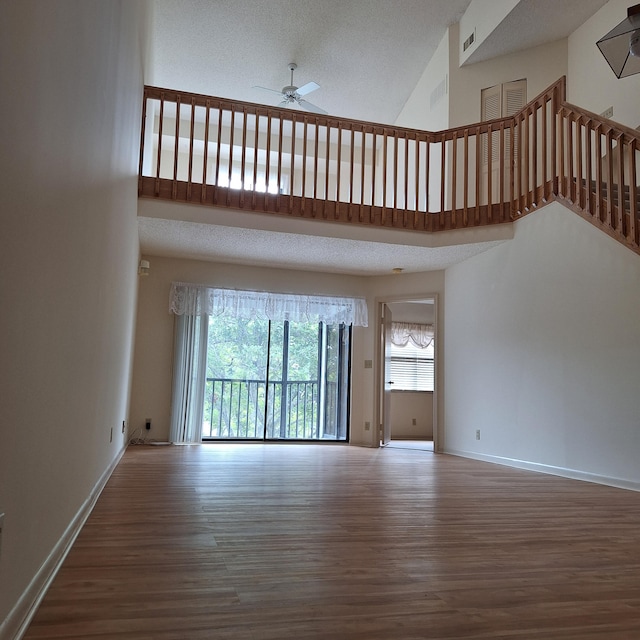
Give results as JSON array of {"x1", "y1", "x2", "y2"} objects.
[{"x1": 463, "y1": 30, "x2": 475, "y2": 52}]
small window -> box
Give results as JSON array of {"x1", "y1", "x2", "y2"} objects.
[{"x1": 389, "y1": 341, "x2": 434, "y2": 392}]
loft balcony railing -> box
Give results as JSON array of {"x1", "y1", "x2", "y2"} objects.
[{"x1": 138, "y1": 77, "x2": 640, "y2": 254}]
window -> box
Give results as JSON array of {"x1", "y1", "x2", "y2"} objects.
[{"x1": 389, "y1": 340, "x2": 434, "y2": 392}]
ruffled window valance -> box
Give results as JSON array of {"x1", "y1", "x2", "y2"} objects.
[
  {"x1": 390, "y1": 321, "x2": 434, "y2": 348},
  {"x1": 169, "y1": 282, "x2": 368, "y2": 327}
]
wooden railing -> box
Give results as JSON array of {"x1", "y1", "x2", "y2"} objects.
[{"x1": 138, "y1": 77, "x2": 640, "y2": 253}]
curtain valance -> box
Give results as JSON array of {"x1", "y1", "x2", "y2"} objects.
[
  {"x1": 169, "y1": 282, "x2": 368, "y2": 327},
  {"x1": 390, "y1": 321, "x2": 434, "y2": 348}
]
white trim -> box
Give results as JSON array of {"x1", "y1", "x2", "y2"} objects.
[
  {"x1": 0, "y1": 445, "x2": 127, "y2": 640},
  {"x1": 445, "y1": 449, "x2": 640, "y2": 492}
]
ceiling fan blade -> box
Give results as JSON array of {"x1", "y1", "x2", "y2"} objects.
[
  {"x1": 252, "y1": 85, "x2": 284, "y2": 97},
  {"x1": 296, "y1": 81, "x2": 320, "y2": 96},
  {"x1": 298, "y1": 99, "x2": 328, "y2": 115}
]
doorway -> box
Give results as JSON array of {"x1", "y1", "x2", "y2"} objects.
[
  {"x1": 376, "y1": 297, "x2": 437, "y2": 452},
  {"x1": 202, "y1": 316, "x2": 351, "y2": 441}
]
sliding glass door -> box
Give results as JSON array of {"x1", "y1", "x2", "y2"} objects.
[{"x1": 203, "y1": 317, "x2": 350, "y2": 441}]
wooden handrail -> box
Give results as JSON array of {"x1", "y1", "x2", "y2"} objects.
[{"x1": 138, "y1": 76, "x2": 639, "y2": 254}]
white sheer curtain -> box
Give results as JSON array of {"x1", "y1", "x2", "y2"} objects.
[
  {"x1": 390, "y1": 322, "x2": 434, "y2": 348},
  {"x1": 169, "y1": 283, "x2": 368, "y2": 326},
  {"x1": 169, "y1": 313, "x2": 208, "y2": 444},
  {"x1": 168, "y1": 283, "x2": 368, "y2": 443}
]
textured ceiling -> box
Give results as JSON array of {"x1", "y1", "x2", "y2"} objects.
[
  {"x1": 138, "y1": 215, "x2": 511, "y2": 276},
  {"x1": 143, "y1": 0, "x2": 610, "y2": 274}
]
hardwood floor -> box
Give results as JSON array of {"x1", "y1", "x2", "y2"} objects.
[{"x1": 23, "y1": 444, "x2": 640, "y2": 639}]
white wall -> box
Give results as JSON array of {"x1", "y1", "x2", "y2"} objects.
[
  {"x1": 448, "y1": 23, "x2": 568, "y2": 128},
  {"x1": 0, "y1": 0, "x2": 149, "y2": 633},
  {"x1": 130, "y1": 258, "x2": 445, "y2": 449},
  {"x1": 130, "y1": 257, "x2": 369, "y2": 443},
  {"x1": 568, "y1": 0, "x2": 640, "y2": 128},
  {"x1": 395, "y1": 30, "x2": 450, "y2": 131},
  {"x1": 390, "y1": 393, "x2": 433, "y2": 439},
  {"x1": 444, "y1": 202, "x2": 640, "y2": 489}
]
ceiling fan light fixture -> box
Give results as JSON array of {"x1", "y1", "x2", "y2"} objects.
[{"x1": 596, "y1": 4, "x2": 640, "y2": 78}]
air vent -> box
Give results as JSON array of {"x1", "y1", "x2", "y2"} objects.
[
  {"x1": 430, "y1": 75, "x2": 448, "y2": 109},
  {"x1": 463, "y1": 30, "x2": 476, "y2": 52}
]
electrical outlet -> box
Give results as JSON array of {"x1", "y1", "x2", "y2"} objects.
[
  {"x1": 476, "y1": 429, "x2": 481, "y2": 440},
  {"x1": 600, "y1": 106, "x2": 614, "y2": 119},
  {"x1": 110, "y1": 427, "x2": 113, "y2": 443},
  {"x1": 412, "y1": 418, "x2": 417, "y2": 426},
  {"x1": 121, "y1": 420, "x2": 126, "y2": 434},
  {"x1": 364, "y1": 421, "x2": 371, "y2": 431},
  {"x1": 145, "y1": 419, "x2": 152, "y2": 431}
]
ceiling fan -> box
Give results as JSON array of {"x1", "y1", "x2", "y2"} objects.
[{"x1": 253, "y1": 63, "x2": 327, "y2": 115}]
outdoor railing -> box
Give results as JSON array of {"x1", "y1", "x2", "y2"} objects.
[
  {"x1": 204, "y1": 377, "x2": 337, "y2": 439},
  {"x1": 139, "y1": 77, "x2": 639, "y2": 253}
]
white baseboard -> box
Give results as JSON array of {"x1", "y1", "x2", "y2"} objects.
[
  {"x1": 0, "y1": 445, "x2": 127, "y2": 640},
  {"x1": 445, "y1": 448, "x2": 640, "y2": 492}
]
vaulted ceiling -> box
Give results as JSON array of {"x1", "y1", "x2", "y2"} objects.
[{"x1": 140, "y1": 0, "x2": 610, "y2": 275}]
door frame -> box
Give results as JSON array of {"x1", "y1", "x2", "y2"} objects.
[{"x1": 373, "y1": 293, "x2": 439, "y2": 452}]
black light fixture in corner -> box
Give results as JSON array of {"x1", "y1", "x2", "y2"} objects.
[{"x1": 597, "y1": 4, "x2": 640, "y2": 78}]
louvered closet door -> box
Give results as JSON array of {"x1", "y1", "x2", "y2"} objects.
[{"x1": 481, "y1": 79, "x2": 526, "y2": 206}]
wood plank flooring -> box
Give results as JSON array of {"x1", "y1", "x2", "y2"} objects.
[{"x1": 23, "y1": 444, "x2": 640, "y2": 639}]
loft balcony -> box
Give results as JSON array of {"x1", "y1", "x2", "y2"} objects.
[{"x1": 138, "y1": 77, "x2": 640, "y2": 255}]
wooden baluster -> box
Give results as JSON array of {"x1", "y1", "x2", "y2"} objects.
[
  {"x1": 393, "y1": 133, "x2": 399, "y2": 222},
  {"x1": 595, "y1": 124, "x2": 603, "y2": 223},
  {"x1": 371, "y1": 132, "x2": 377, "y2": 221},
  {"x1": 486, "y1": 125, "x2": 492, "y2": 221},
  {"x1": 138, "y1": 91, "x2": 148, "y2": 196},
  {"x1": 576, "y1": 117, "x2": 583, "y2": 211},
  {"x1": 558, "y1": 109, "x2": 565, "y2": 200},
  {"x1": 187, "y1": 98, "x2": 195, "y2": 201},
  {"x1": 360, "y1": 129, "x2": 366, "y2": 222},
  {"x1": 606, "y1": 129, "x2": 614, "y2": 228},
  {"x1": 499, "y1": 123, "x2": 505, "y2": 220},
  {"x1": 524, "y1": 109, "x2": 530, "y2": 211},
  {"x1": 630, "y1": 139, "x2": 638, "y2": 246},
  {"x1": 252, "y1": 112, "x2": 259, "y2": 210},
  {"x1": 348, "y1": 127, "x2": 355, "y2": 220},
  {"x1": 214, "y1": 107, "x2": 223, "y2": 205},
  {"x1": 201, "y1": 100, "x2": 210, "y2": 203},
  {"x1": 551, "y1": 90, "x2": 558, "y2": 196},
  {"x1": 531, "y1": 104, "x2": 538, "y2": 208},
  {"x1": 276, "y1": 113, "x2": 283, "y2": 212},
  {"x1": 289, "y1": 116, "x2": 296, "y2": 213},
  {"x1": 616, "y1": 132, "x2": 625, "y2": 234},
  {"x1": 414, "y1": 136, "x2": 420, "y2": 227},
  {"x1": 451, "y1": 132, "x2": 458, "y2": 228},
  {"x1": 382, "y1": 130, "x2": 388, "y2": 225},
  {"x1": 264, "y1": 112, "x2": 272, "y2": 211},
  {"x1": 239, "y1": 107, "x2": 248, "y2": 208},
  {"x1": 463, "y1": 130, "x2": 469, "y2": 226},
  {"x1": 567, "y1": 113, "x2": 574, "y2": 204},
  {"x1": 301, "y1": 117, "x2": 309, "y2": 214},
  {"x1": 509, "y1": 117, "x2": 515, "y2": 217},
  {"x1": 474, "y1": 127, "x2": 480, "y2": 224},
  {"x1": 325, "y1": 124, "x2": 331, "y2": 218},
  {"x1": 403, "y1": 134, "x2": 409, "y2": 226},
  {"x1": 585, "y1": 120, "x2": 593, "y2": 216},
  {"x1": 172, "y1": 95, "x2": 180, "y2": 199},
  {"x1": 440, "y1": 136, "x2": 446, "y2": 226},
  {"x1": 540, "y1": 97, "x2": 547, "y2": 202},
  {"x1": 312, "y1": 118, "x2": 320, "y2": 217},
  {"x1": 336, "y1": 127, "x2": 342, "y2": 219},
  {"x1": 227, "y1": 108, "x2": 235, "y2": 206},
  {"x1": 155, "y1": 95, "x2": 165, "y2": 196},
  {"x1": 424, "y1": 138, "x2": 430, "y2": 228}
]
